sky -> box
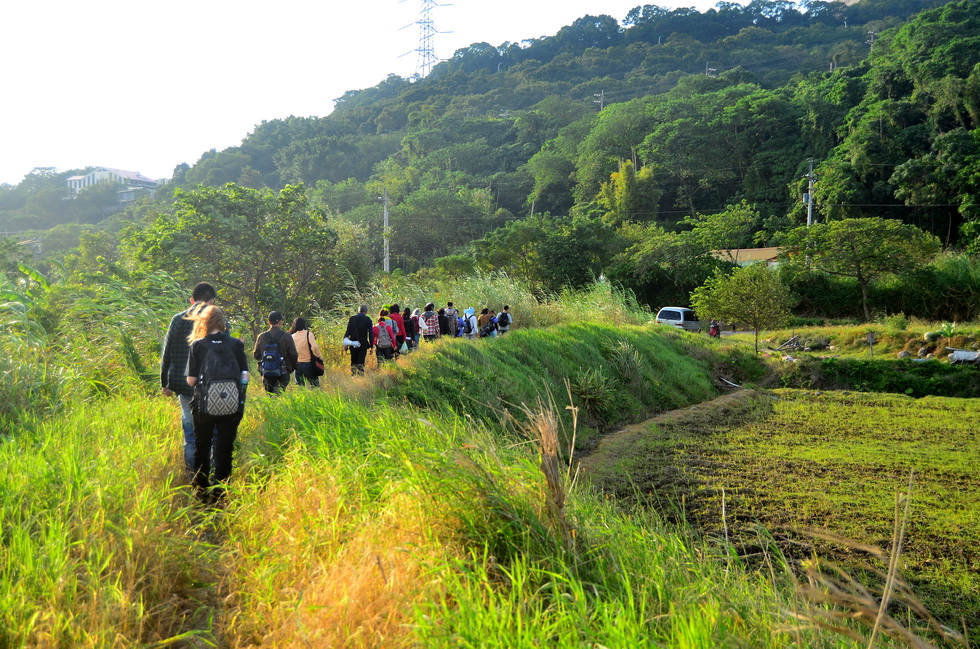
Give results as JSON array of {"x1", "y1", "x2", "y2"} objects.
[{"x1": 1, "y1": 0, "x2": 725, "y2": 186}]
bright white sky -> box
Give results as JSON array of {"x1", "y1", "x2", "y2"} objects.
[{"x1": 1, "y1": 0, "x2": 724, "y2": 186}]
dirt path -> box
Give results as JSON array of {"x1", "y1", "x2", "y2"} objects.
[{"x1": 577, "y1": 388, "x2": 763, "y2": 474}]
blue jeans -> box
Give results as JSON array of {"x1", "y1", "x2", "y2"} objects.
[
  {"x1": 179, "y1": 394, "x2": 195, "y2": 471},
  {"x1": 179, "y1": 394, "x2": 217, "y2": 472}
]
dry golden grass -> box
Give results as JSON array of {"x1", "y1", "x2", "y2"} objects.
[{"x1": 221, "y1": 459, "x2": 454, "y2": 648}]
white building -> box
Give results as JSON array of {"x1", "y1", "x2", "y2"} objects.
[{"x1": 66, "y1": 167, "x2": 165, "y2": 202}]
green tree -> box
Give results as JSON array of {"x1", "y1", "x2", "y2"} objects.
[
  {"x1": 683, "y1": 200, "x2": 760, "y2": 258},
  {"x1": 690, "y1": 263, "x2": 795, "y2": 354},
  {"x1": 597, "y1": 159, "x2": 661, "y2": 226},
  {"x1": 782, "y1": 217, "x2": 941, "y2": 320},
  {"x1": 124, "y1": 183, "x2": 340, "y2": 331}
]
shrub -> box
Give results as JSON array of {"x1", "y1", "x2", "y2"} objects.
[{"x1": 881, "y1": 312, "x2": 909, "y2": 332}]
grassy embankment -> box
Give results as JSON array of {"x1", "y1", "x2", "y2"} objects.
[
  {"x1": 2, "y1": 317, "x2": 905, "y2": 648},
  {"x1": 583, "y1": 388, "x2": 980, "y2": 645}
]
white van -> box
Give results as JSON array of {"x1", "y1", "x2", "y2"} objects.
[{"x1": 655, "y1": 307, "x2": 702, "y2": 332}]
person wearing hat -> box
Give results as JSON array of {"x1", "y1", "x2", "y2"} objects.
[
  {"x1": 463, "y1": 307, "x2": 479, "y2": 340},
  {"x1": 252, "y1": 310, "x2": 299, "y2": 394}
]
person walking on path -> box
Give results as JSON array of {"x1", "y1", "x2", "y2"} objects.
[
  {"x1": 289, "y1": 316, "x2": 322, "y2": 388},
  {"x1": 388, "y1": 303, "x2": 406, "y2": 353},
  {"x1": 410, "y1": 308, "x2": 422, "y2": 347},
  {"x1": 462, "y1": 307, "x2": 478, "y2": 340},
  {"x1": 253, "y1": 311, "x2": 298, "y2": 394},
  {"x1": 160, "y1": 281, "x2": 216, "y2": 472},
  {"x1": 185, "y1": 305, "x2": 249, "y2": 504},
  {"x1": 421, "y1": 303, "x2": 440, "y2": 342},
  {"x1": 373, "y1": 315, "x2": 397, "y2": 366},
  {"x1": 445, "y1": 302, "x2": 459, "y2": 337},
  {"x1": 437, "y1": 308, "x2": 450, "y2": 336},
  {"x1": 497, "y1": 305, "x2": 512, "y2": 335},
  {"x1": 344, "y1": 305, "x2": 374, "y2": 375},
  {"x1": 477, "y1": 308, "x2": 492, "y2": 335}
]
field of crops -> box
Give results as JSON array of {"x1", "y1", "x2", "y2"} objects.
[{"x1": 583, "y1": 388, "x2": 980, "y2": 644}]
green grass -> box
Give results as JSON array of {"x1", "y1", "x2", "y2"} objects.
[
  {"x1": 387, "y1": 323, "x2": 726, "y2": 447},
  {"x1": 3, "y1": 270, "x2": 967, "y2": 648},
  {"x1": 0, "y1": 398, "x2": 213, "y2": 647},
  {"x1": 582, "y1": 388, "x2": 980, "y2": 644},
  {"x1": 220, "y1": 390, "x2": 879, "y2": 648},
  {"x1": 1, "y1": 325, "x2": 897, "y2": 648}
]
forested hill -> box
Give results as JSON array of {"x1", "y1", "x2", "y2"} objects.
[{"x1": 4, "y1": 0, "x2": 980, "y2": 315}]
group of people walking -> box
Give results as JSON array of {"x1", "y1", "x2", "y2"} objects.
[
  {"x1": 160, "y1": 282, "x2": 514, "y2": 503},
  {"x1": 342, "y1": 302, "x2": 513, "y2": 375},
  {"x1": 160, "y1": 283, "x2": 326, "y2": 504}
]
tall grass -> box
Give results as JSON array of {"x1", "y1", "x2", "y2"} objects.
[
  {"x1": 0, "y1": 397, "x2": 219, "y2": 647},
  {"x1": 310, "y1": 274, "x2": 650, "y2": 368},
  {"x1": 215, "y1": 392, "x2": 875, "y2": 648},
  {"x1": 1, "y1": 271, "x2": 186, "y2": 433}
]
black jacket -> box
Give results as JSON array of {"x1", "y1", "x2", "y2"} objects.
[
  {"x1": 344, "y1": 312, "x2": 374, "y2": 347},
  {"x1": 252, "y1": 327, "x2": 299, "y2": 373}
]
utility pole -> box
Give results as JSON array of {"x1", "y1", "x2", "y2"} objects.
[
  {"x1": 593, "y1": 90, "x2": 604, "y2": 111},
  {"x1": 803, "y1": 158, "x2": 816, "y2": 226},
  {"x1": 380, "y1": 187, "x2": 390, "y2": 272},
  {"x1": 866, "y1": 29, "x2": 877, "y2": 51}
]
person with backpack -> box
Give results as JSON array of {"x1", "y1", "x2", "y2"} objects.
[
  {"x1": 421, "y1": 303, "x2": 440, "y2": 342},
  {"x1": 372, "y1": 314, "x2": 397, "y2": 366},
  {"x1": 462, "y1": 307, "x2": 478, "y2": 340},
  {"x1": 477, "y1": 308, "x2": 495, "y2": 338},
  {"x1": 388, "y1": 303, "x2": 406, "y2": 354},
  {"x1": 401, "y1": 307, "x2": 417, "y2": 351},
  {"x1": 289, "y1": 316, "x2": 322, "y2": 388},
  {"x1": 252, "y1": 311, "x2": 298, "y2": 394},
  {"x1": 343, "y1": 304, "x2": 373, "y2": 375},
  {"x1": 185, "y1": 305, "x2": 249, "y2": 504},
  {"x1": 161, "y1": 281, "x2": 216, "y2": 472},
  {"x1": 497, "y1": 305, "x2": 512, "y2": 335},
  {"x1": 445, "y1": 302, "x2": 459, "y2": 337}
]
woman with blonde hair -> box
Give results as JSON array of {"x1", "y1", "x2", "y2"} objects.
[{"x1": 185, "y1": 305, "x2": 249, "y2": 504}]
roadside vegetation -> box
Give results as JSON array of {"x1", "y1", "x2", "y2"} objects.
[
  {"x1": 582, "y1": 389, "x2": 980, "y2": 645},
  {"x1": 7, "y1": 271, "x2": 971, "y2": 647},
  {"x1": 3, "y1": 1, "x2": 980, "y2": 642}
]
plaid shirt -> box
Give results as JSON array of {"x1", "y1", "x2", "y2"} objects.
[
  {"x1": 160, "y1": 309, "x2": 195, "y2": 397},
  {"x1": 421, "y1": 310, "x2": 440, "y2": 336}
]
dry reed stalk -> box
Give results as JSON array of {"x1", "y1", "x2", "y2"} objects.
[
  {"x1": 223, "y1": 468, "x2": 451, "y2": 648},
  {"x1": 784, "y1": 472, "x2": 968, "y2": 649},
  {"x1": 520, "y1": 398, "x2": 576, "y2": 554}
]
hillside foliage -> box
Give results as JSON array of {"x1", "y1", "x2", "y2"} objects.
[{"x1": 3, "y1": 0, "x2": 980, "y2": 325}]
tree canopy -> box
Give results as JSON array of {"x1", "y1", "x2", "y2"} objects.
[
  {"x1": 125, "y1": 184, "x2": 353, "y2": 331},
  {"x1": 782, "y1": 217, "x2": 941, "y2": 319},
  {"x1": 690, "y1": 263, "x2": 795, "y2": 353}
]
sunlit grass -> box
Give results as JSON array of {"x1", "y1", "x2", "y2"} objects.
[
  {"x1": 2, "y1": 273, "x2": 957, "y2": 648},
  {"x1": 0, "y1": 398, "x2": 211, "y2": 647},
  {"x1": 583, "y1": 388, "x2": 980, "y2": 645}
]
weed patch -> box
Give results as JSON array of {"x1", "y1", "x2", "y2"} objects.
[{"x1": 583, "y1": 389, "x2": 980, "y2": 644}]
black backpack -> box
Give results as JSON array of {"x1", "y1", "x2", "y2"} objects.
[
  {"x1": 197, "y1": 335, "x2": 242, "y2": 417},
  {"x1": 479, "y1": 320, "x2": 495, "y2": 338},
  {"x1": 260, "y1": 331, "x2": 285, "y2": 377},
  {"x1": 498, "y1": 312, "x2": 511, "y2": 327}
]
